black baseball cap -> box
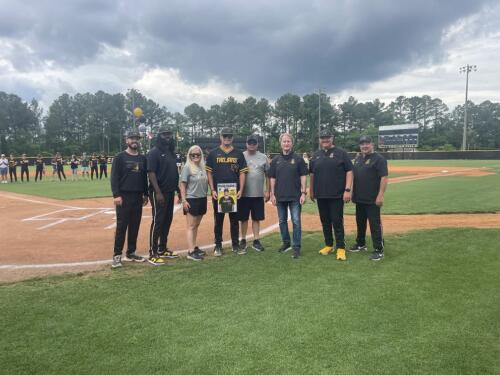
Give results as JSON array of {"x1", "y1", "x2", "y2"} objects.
[
  {"x1": 220, "y1": 127, "x2": 233, "y2": 136},
  {"x1": 126, "y1": 130, "x2": 142, "y2": 139},
  {"x1": 319, "y1": 129, "x2": 333, "y2": 138},
  {"x1": 158, "y1": 125, "x2": 173, "y2": 134},
  {"x1": 246, "y1": 134, "x2": 259, "y2": 143},
  {"x1": 359, "y1": 135, "x2": 373, "y2": 144}
]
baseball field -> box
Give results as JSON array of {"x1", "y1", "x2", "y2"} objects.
[{"x1": 0, "y1": 160, "x2": 499, "y2": 374}]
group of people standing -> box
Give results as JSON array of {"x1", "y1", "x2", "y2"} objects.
[
  {"x1": 110, "y1": 125, "x2": 388, "y2": 268},
  {"x1": 0, "y1": 152, "x2": 110, "y2": 182}
]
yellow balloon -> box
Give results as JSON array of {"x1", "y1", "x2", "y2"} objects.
[{"x1": 133, "y1": 107, "x2": 143, "y2": 118}]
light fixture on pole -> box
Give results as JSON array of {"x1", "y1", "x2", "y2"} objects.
[{"x1": 459, "y1": 64, "x2": 477, "y2": 151}]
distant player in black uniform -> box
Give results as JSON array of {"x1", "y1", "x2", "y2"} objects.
[
  {"x1": 99, "y1": 153, "x2": 108, "y2": 179},
  {"x1": 147, "y1": 126, "x2": 181, "y2": 265},
  {"x1": 70, "y1": 155, "x2": 79, "y2": 181},
  {"x1": 206, "y1": 127, "x2": 248, "y2": 256},
  {"x1": 20, "y1": 154, "x2": 30, "y2": 182},
  {"x1": 110, "y1": 130, "x2": 149, "y2": 268},
  {"x1": 309, "y1": 129, "x2": 353, "y2": 261},
  {"x1": 55, "y1": 152, "x2": 66, "y2": 181},
  {"x1": 8, "y1": 154, "x2": 17, "y2": 182},
  {"x1": 349, "y1": 135, "x2": 388, "y2": 261},
  {"x1": 90, "y1": 153, "x2": 99, "y2": 180},
  {"x1": 35, "y1": 154, "x2": 44, "y2": 181}
]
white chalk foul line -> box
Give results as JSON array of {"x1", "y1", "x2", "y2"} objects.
[
  {"x1": 0, "y1": 222, "x2": 281, "y2": 270},
  {"x1": 104, "y1": 204, "x2": 183, "y2": 230},
  {"x1": 0, "y1": 193, "x2": 80, "y2": 209}
]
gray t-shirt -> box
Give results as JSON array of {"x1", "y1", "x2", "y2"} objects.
[
  {"x1": 243, "y1": 151, "x2": 269, "y2": 197},
  {"x1": 180, "y1": 164, "x2": 208, "y2": 199}
]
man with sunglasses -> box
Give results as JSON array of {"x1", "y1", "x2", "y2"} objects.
[
  {"x1": 147, "y1": 125, "x2": 181, "y2": 265},
  {"x1": 238, "y1": 134, "x2": 270, "y2": 253},
  {"x1": 206, "y1": 127, "x2": 248, "y2": 256},
  {"x1": 309, "y1": 129, "x2": 353, "y2": 261}
]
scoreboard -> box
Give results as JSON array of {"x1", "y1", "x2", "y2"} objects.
[{"x1": 378, "y1": 124, "x2": 419, "y2": 148}]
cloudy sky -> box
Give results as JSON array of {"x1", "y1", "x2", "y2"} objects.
[{"x1": 0, "y1": 0, "x2": 499, "y2": 112}]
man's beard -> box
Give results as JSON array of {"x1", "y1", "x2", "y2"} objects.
[
  {"x1": 157, "y1": 136, "x2": 175, "y2": 153},
  {"x1": 128, "y1": 142, "x2": 139, "y2": 150}
]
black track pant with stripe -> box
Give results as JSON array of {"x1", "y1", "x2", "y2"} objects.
[
  {"x1": 212, "y1": 198, "x2": 239, "y2": 247},
  {"x1": 317, "y1": 198, "x2": 345, "y2": 249},
  {"x1": 355, "y1": 203, "x2": 384, "y2": 251},
  {"x1": 113, "y1": 193, "x2": 144, "y2": 257},
  {"x1": 149, "y1": 190, "x2": 175, "y2": 256}
]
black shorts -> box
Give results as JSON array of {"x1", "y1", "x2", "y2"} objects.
[
  {"x1": 183, "y1": 197, "x2": 207, "y2": 216},
  {"x1": 238, "y1": 197, "x2": 265, "y2": 222}
]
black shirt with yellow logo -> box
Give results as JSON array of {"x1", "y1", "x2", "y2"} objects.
[
  {"x1": 269, "y1": 152, "x2": 308, "y2": 202},
  {"x1": 111, "y1": 151, "x2": 148, "y2": 198},
  {"x1": 352, "y1": 152, "x2": 388, "y2": 204},
  {"x1": 206, "y1": 146, "x2": 248, "y2": 190},
  {"x1": 310, "y1": 147, "x2": 353, "y2": 199}
]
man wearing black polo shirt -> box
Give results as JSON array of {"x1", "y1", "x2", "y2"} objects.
[
  {"x1": 206, "y1": 127, "x2": 248, "y2": 256},
  {"x1": 110, "y1": 130, "x2": 148, "y2": 268},
  {"x1": 269, "y1": 133, "x2": 308, "y2": 259},
  {"x1": 310, "y1": 129, "x2": 353, "y2": 261},
  {"x1": 147, "y1": 126, "x2": 181, "y2": 265},
  {"x1": 350, "y1": 135, "x2": 388, "y2": 261}
]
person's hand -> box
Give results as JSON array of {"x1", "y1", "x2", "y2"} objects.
[
  {"x1": 156, "y1": 192, "x2": 165, "y2": 204},
  {"x1": 375, "y1": 195, "x2": 384, "y2": 207},
  {"x1": 300, "y1": 193, "x2": 306, "y2": 205},
  {"x1": 113, "y1": 197, "x2": 122, "y2": 206},
  {"x1": 183, "y1": 200, "x2": 191, "y2": 211},
  {"x1": 343, "y1": 191, "x2": 351, "y2": 203},
  {"x1": 271, "y1": 194, "x2": 276, "y2": 206},
  {"x1": 211, "y1": 190, "x2": 218, "y2": 200},
  {"x1": 236, "y1": 190, "x2": 242, "y2": 199},
  {"x1": 176, "y1": 193, "x2": 182, "y2": 204},
  {"x1": 142, "y1": 195, "x2": 149, "y2": 206},
  {"x1": 264, "y1": 191, "x2": 270, "y2": 202}
]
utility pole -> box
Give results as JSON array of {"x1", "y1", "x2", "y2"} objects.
[
  {"x1": 459, "y1": 64, "x2": 477, "y2": 151},
  {"x1": 318, "y1": 88, "x2": 322, "y2": 150}
]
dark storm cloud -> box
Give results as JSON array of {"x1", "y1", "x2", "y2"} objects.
[{"x1": 0, "y1": 0, "x2": 493, "y2": 96}]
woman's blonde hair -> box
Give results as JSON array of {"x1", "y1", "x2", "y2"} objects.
[{"x1": 185, "y1": 145, "x2": 206, "y2": 175}]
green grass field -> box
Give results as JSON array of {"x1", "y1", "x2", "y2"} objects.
[{"x1": 1, "y1": 229, "x2": 499, "y2": 374}]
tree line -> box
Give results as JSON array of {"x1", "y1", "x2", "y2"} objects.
[{"x1": 0, "y1": 89, "x2": 499, "y2": 156}]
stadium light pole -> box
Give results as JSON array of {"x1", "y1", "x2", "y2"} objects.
[
  {"x1": 459, "y1": 64, "x2": 477, "y2": 151},
  {"x1": 318, "y1": 88, "x2": 323, "y2": 150}
]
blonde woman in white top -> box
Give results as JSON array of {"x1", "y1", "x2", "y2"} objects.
[{"x1": 180, "y1": 145, "x2": 209, "y2": 261}]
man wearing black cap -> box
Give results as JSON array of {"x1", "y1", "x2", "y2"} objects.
[
  {"x1": 147, "y1": 125, "x2": 180, "y2": 265},
  {"x1": 110, "y1": 130, "x2": 148, "y2": 268},
  {"x1": 350, "y1": 135, "x2": 388, "y2": 261},
  {"x1": 206, "y1": 127, "x2": 248, "y2": 256},
  {"x1": 309, "y1": 129, "x2": 353, "y2": 261},
  {"x1": 239, "y1": 134, "x2": 270, "y2": 253}
]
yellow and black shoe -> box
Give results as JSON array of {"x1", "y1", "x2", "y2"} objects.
[
  {"x1": 336, "y1": 248, "x2": 347, "y2": 261},
  {"x1": 147, "y1": 256, "x2": 167, "y2": 266},
  {"x1": 319, "y1": 246, "x2": 333, "y2": 255},
  {"x1": 158, "y1": 249, "x2": 179, "y2": 259}
]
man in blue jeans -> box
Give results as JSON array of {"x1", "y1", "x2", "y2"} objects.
[{"x1": 269, "y1": 133, "x2": 308, "y2": 259}]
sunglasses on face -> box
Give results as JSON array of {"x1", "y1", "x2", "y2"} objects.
[
  {"x1": 247, "y1": 141, "x2": 257, "y2": 145},
  {"x1": 190, "y1": 153, "x2": 201, "y2": 158},
  {"x1": 222, "y1": 134, "x2": 233, "y2": 139}
]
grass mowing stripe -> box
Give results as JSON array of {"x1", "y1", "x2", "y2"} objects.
[{"x1": 0, "y1": 229, "x2": 498, "y2": 374}]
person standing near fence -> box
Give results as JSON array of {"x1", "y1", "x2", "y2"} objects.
[
  {"x1": 80, "y1": 152, "x2": 90, "y2": 178},
  {"x1": 35, "y1": 154, "x2": 44, "y2": 182},
  {"x1": 8, "y1": 154, "x2": 17, "y2": 183},
  {"x1": 55, "y1": 153, "x2": 66, "y2": 181},
  {"x1": 147, "y1": 126, "x2": 181, "y2": 265},
  {"x1": 309, "y1": 129, "x2": 353, "y2": 261},
  {"x1": 110, "y1": 130, "x2": 148, "y2": 268},
  {"x1": 20, "y1": 154, "x2": 30, "y2": 182},
  {"x1": 70, "y1": 155, "x2": 79, "y2": 181},
  {"x1": 90, "y1": 153, "x2": 99, "y2": 180},
  {"x1": 99, "y1": 153, "x2": 108, "y2": 179},
  {"x1": 269, "y1": 133, "x2": 308, "y2": 259},
  {"x1": 0, "y1": 154, "x2": 8, "y2": 183},
  {"x1": 349, "y1": 135, "x2": 388, "y2": 261}
]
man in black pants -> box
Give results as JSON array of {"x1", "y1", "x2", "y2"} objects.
[
  {"x1": 20, "y1": 154, "x2": 30, "y2": 182},
  {"x1": 206, "y1": 127, "x2": 248, "y2": 256},
  {"x1": 309, "y1": 129, "x2": 353, "y2": 261},
  {"x1": 147, "y1": 126, "x2": 181, "y2": 265},
  {"x1": 349, "y1": 135, "x2": 388, "y2": 261},
  {"x1": 110, "y1": 131, "x2": 149, "y2": 268}
]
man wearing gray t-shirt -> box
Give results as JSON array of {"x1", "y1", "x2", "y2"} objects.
[{"x1": 239, "y1": 134, "x2": 270, "y2": 253}]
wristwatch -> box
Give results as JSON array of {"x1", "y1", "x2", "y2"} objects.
[{"x1": 344, "y1": 188, "x2": 351, "y2": 192}]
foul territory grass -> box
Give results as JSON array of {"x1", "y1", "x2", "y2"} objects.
[{"x1": 1, "y1": 229, "x2": 499, "y2": 374}]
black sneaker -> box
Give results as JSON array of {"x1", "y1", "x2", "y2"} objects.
[
  {"x1": 214, "y1": 245, "x2": 223, "y2": 257},
  {"x1": 239, "y1": 239, "x2": 247, "y2": 251},
  {"x1": 232, "y1": 244, "x2": 241, "y2": 254},
  {"x1": 194, "y1": 246, "x2": 206, "y2": 256},
  {"x1": 123, "y1": 253, "x2": 146, "y2": 262},
  {"x1": 348, "y1": 244, "x2": 367, "y2": 253},
  {"x1": 278, "y1": 243, "x2": 292, "y2": 253},
  {"x1": 252, "y1": 240, "x2": 265, "y2": 252},
  {"x1": 292, "y1": 247, "x2": 300, "y2": 259},
  {"x1": 187, "y1": 251, "x2": 203, "y2": 261},
  {"x1": 370, "y1": 251, "x2": 384, "y2": 261}
]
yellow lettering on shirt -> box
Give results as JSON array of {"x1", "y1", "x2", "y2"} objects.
[{"x1": 216, "y1": 157, "x2": 238, "y2": 163}]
